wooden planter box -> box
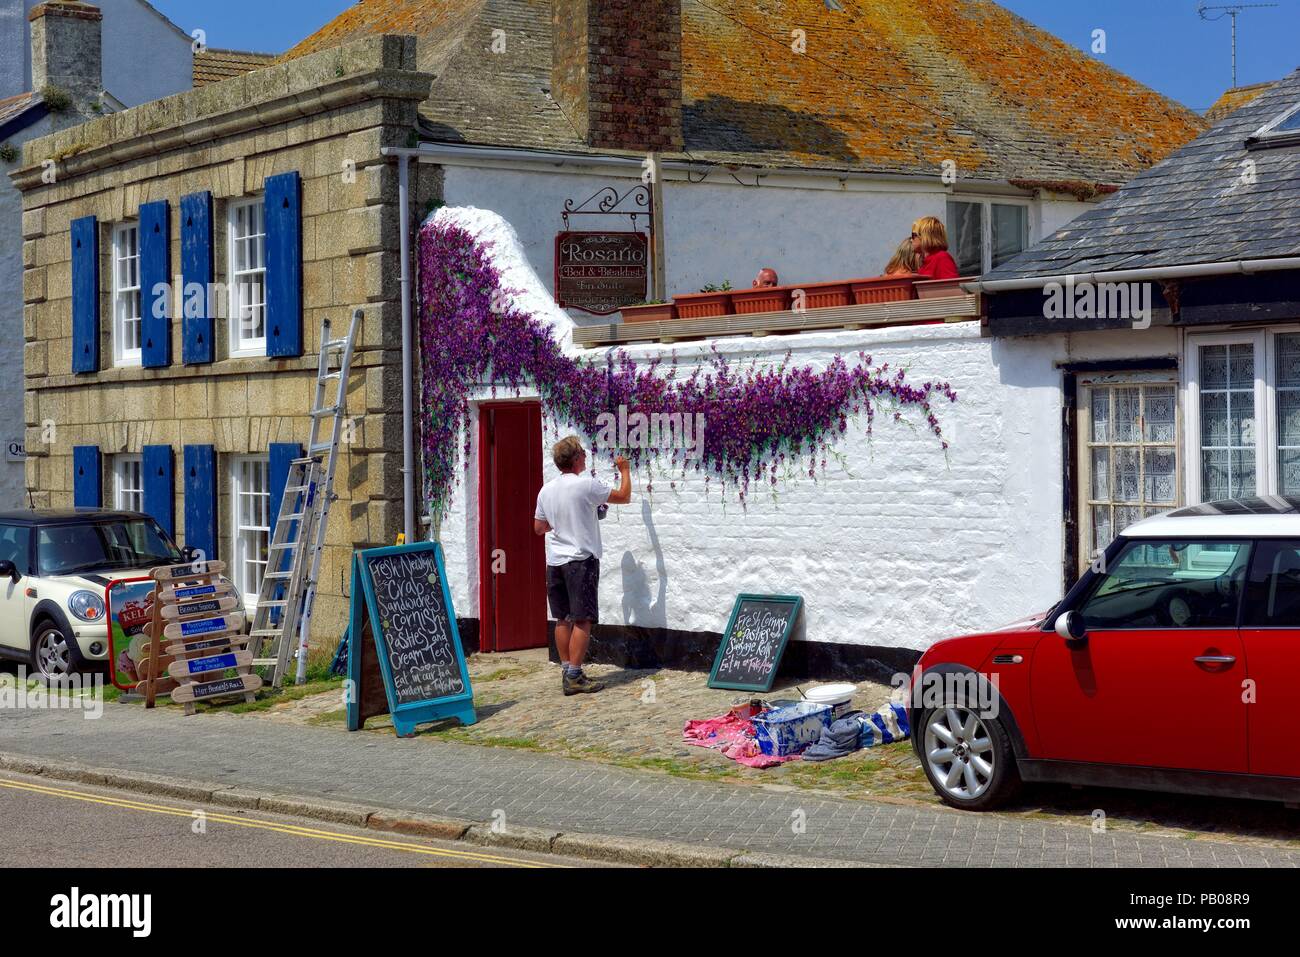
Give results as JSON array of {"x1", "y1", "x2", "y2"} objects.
[
  {"x1": 673, "y1": 291, "x2": 733, "y2": 319},
  {"x1": 915, "y1": 277, "x2": 974, "y2": 299},
  {"x1": 795, "y1": 281, "x2": 852, "y2": 310},
  {"x1": 850, "y1": 276, "x2": 917, "y2": 305},
  {"x1": 731, "y1": 287, "x2": 791, "y2": 315},
  {"x1": 620, "y1": 302, "x2": 676, "y2": 323}
]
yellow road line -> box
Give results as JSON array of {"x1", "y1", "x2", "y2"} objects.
[{"x1": 0, "y1": 776, "x2": 567, "y2": 868}]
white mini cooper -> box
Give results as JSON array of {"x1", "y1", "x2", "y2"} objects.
[{"x1": 0, "y1": 510, "x2": 210, "y2": 679}]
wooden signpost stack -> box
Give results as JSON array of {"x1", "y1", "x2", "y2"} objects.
[{"x1": 141, "y1": 560, "x2": 262, "y2": 713}]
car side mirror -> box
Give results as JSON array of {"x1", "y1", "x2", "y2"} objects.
[
  {"x1": 1055, "y1": 610, "x2": 1087, "y2": 642},
  {"x1": 0, "y1": 560, "x2": 18, "y2": 583}
]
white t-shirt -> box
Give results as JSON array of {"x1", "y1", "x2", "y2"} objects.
[{"x1": 534, "y1": 472, "x2": 612, "y2": 566}]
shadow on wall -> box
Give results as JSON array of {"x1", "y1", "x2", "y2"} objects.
[
  {"x1": 684, "y1": 95, "x2": 858, "y2": 165},
  {"x1": 620, "y1": 498, "x2": 667, "y2": 628}
]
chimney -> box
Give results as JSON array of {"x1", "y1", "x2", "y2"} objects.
[
  {"x1": 552, "y1": 0, "x2": 683, "y2": 153},
  {"x1": 29, "y1": 1, "x2": 102, "y2": 106}
]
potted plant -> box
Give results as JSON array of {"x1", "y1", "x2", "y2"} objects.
[
  {"x1": 792, "y1": 279, "x2": 852, "y2": 310},
  {"x1": 850, "y1": 275, "x2": 918, "y2": 305},
  {"x1": 673, "y1": 281, "x2": 734, "y2": 319},
  {"x1": 620, "y1": 300, "x2": 676, "y2": 323},
  {"x1": 915, "y1": 276, "x2": 974, "y2": 299},
  {"x1": 731, "y1": 283, "x2": 791, "y2": 315}
]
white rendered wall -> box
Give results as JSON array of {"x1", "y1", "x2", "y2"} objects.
[{"x1": 440, "y1": 162, "x2": 1093, "y2": 319}]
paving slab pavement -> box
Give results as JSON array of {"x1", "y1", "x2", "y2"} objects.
[{"x1": 3, "y1": 702, "x2": 1299, "y2": 867}]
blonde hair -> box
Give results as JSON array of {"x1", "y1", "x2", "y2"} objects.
[
  {"x1": 552, "y1": 436, "x2": 585, "y2": 471},
  {"x1": 911, "y1": 216, "x2": 949, "y2": 255},
  {"x1": 885, "y1": 238, "x2": 920, "y2": 275}
]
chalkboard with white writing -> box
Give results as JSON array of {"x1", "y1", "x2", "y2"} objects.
[
  {"x1": 347, "y1": 542, "x2": 476, "y2": 736},
  {"x1": 708, "y1": 595, "x2": 803, "y2": 692}
]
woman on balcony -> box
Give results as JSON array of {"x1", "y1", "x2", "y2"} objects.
[{"x1": 910, "y1": 216, "x2": 960, "y2": 280}]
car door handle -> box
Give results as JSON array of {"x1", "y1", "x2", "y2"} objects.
[{"x1": 1194, "y1": 655, "x2": 1236, "y2": 665}]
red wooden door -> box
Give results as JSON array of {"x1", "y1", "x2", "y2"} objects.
[{"x1": 478, "y1": 402, "x2": 547, "y2": 652}]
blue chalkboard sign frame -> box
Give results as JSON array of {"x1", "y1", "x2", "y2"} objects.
[
  {"x1": 707, "y1": 593, "x2": 804, "y2": 693},
  {"x1": 346, "y1": 541, "x2": 476, "y2": 737}
]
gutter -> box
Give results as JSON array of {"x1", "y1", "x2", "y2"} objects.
[
  {"x1": 382, "y1": 146, "x2": 418, "y2": 544},
  {"x1": 965, "y1": 256, "x2": 1300, "y2": 294},
  {"x1": 391, "y1": 141, "x2": 1037, "y2": 196}
]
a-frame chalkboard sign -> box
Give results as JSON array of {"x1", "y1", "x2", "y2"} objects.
[
  {"x1": 346, "y1": 541, "x2": 476, "y2": 737},
  {"x1": 707, "y1": 594, "x2": 803, "y2": 693}
]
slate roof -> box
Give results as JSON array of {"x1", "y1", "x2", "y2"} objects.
[
  {"x1": 194, "y1": 48, "x2": 278, "y2": 87},
  {"x1": 980, "y1": 67, "x2": 1300, "y2": 281},
  {"x1": 0, "y1": 92, "x2": 37, "y2": 128},
  {"x1": 282, "y1": 0, "x2": 1205, "y2": 186}
]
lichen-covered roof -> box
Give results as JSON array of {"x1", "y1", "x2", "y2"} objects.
[
  {"x1": 193, "y1": 48, "x2": 278, "y2": 87},
  {"x1": 981, "y1": 67, "x2": 1300, "y2": 280},
  {"x1": 282, "y1": 0, "x2": 1206, "y2": 185},
  {"x1": 0, "y1": 92, "x2": 38, "y2": 128},
  {"x1": 1206, "y1": 81, "x2": 1273, "y2": 122}
]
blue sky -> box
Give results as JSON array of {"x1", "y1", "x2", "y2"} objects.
[{"x1": 152, "y1": 0, "x2": 1299, "y2": 111}]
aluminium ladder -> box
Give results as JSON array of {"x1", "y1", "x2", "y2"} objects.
[{"x1": 249, "y1": 309, "x2": 362, "y2": 688}]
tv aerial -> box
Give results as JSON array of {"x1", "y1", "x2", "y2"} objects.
[{"x1": 1197, "y1": 2, "x2": 1278, "y2": 88}]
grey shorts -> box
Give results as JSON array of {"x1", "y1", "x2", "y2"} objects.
[{"x1": 547, "y1": 557, "x2": 600, "y2": 623}]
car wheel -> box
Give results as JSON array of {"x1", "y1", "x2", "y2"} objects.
[
  {"x1": 31, "y1": 621, "x2": 82, "y2": 682},
  {"x1": 919, "y1": 705, "x2": 1021, "y2": 811}
]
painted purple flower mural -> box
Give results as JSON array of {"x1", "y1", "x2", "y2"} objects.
[{"x1": 418, "y1": 219, "x2": 957, "y2": 528}]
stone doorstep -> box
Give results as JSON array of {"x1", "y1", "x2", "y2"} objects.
[{"x1": 0, "y1": 751, "x2": 885, "y2": 869}]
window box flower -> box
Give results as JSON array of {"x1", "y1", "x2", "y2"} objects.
[
  {"x1": 620, "y1": 301, "x2": 676, "y2": 323},
  {"x1": 730, "y1": 287, "x2": 791, "y2": 315},
  {"x1": 850, "y1": 276, "x2": 917, "y2": 305},
  {"x1": 673, "y1": 290, "x2": 733, "y2": 318},
  {"x1": 915, "y1": 277, "x2": 974, "y2": 299},
  {"x1": 794, "y1": 280, "x2": 852, "y2": 310}
]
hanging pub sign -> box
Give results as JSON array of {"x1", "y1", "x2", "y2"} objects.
[
  {"x1": 554, "y1": 231, "x2": 649, "y2": 315},
  {"x1": 346, "y1": 541, "x2": 476, "y2": 737}
]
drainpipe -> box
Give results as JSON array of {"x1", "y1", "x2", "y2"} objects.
[
  {"x1": 386, "y1": 148, "x2": 418, "y2": 544},
  {"x1": 964, "y1": 256, "x2": 1300, "y2": 294}
]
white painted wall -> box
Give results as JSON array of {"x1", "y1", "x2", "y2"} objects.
[
  {"x1": 437, "y1": 300, "x2": 1181, "y2": 652},
  {"x1": 440, "y1": 161, "x2": 1091, "y2": 323}
]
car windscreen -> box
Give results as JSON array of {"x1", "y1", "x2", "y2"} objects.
[{"x1": 36, "y1": 520, "x2": 183, "y2": 577}]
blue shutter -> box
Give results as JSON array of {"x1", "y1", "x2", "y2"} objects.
[
  {"x1": 70, "y1": 216, "x2": 99, "y2": 374},
  {"x1": 264, "y1": 172, "x2": 303, "y2": 358},
  {"x1": 180, "y1": 192, "x2": 214, "y2": 365},
  {"x1": 142, "y1": 445, "x2": 174, "y2": 536},
  {"x1": 182, "y1": 445, "x2": 217, "y2": 560},
  {"x1": 139, "y1": 200, "x2": 171, "y2": 368},
  {"x1": 269, "y1": 442, "x2": 302, "y2": 531},
  {"x1": 72, "y1": 446, "x2": 101, "y2": 507}
]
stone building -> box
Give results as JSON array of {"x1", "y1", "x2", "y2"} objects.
[
  {"x1": 15, "y1": 36, "x2": 437, "y2": 656},
  {"x1": 1, "y1": 0, "x2": 193, "y2": 509}
]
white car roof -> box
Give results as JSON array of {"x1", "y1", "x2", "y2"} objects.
[{"x1": 1121, "y1": 497, "x2": 1300, "y2": 539}]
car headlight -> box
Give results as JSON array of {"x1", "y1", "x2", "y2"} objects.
[{"x1": 68, "y1": 590, "x2": 106, "y2": 623}]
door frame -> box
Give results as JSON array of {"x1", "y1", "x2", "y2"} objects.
[{"x1": 476, "y1": 400, "x2": 545, "y2": 653}]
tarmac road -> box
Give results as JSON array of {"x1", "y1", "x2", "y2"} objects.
[{"x1": 0, "y1": 772, "x2": 611, "y2": 868}]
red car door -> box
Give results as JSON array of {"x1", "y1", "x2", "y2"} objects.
[
  {"x1": 1239, "y1": 539, "x2": 1300, "y2": 778},
  {"x1": 1030, "y1": 538, "x2": 1250, "y2": 773}
]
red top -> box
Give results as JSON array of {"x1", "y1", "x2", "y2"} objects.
[{"x1": 916, "y1": 250, "x2": 960, "y2": 280}]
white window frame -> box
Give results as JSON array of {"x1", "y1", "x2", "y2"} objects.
[
  {"x1": 1184, "y1": 328, "x2": 1289, "y2": 503},
  {"x1": 227, "y1": 196, "x2": 267, "y2": 358},
  {"x1": 1248, "y1": 100, "x2": 1300, "y2": 148},
  {"x1": 1077, "y1": 373, "x2": 1182, "y2": 571},
  {"x1": 111, "y1": 221, "x2": 142, "y2": 367},
  {"x1": 113, "y1": 454, "x2": 144, "y2": 513},
  {"x1": 946, "y1": 197, "x2": 1032, "y2": 275},
  {"x1": 229, "y1": 455, "x2": 270, "y2": 611}
]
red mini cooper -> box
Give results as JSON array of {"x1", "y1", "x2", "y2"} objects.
[{"x1": 912, "y1": 497, "x2": 1300, "y2": 810}]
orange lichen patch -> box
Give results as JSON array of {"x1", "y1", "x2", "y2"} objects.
[
  {"x1": 1206, "y1": 82, "x2": 1273, "y2": 122},
  {"x1": 681, "y1": 1, "x2": 994, "y2": 173},
  {"x1": 897, "y1": 0, "x2": 1205, "y2": 172},
  {"x1": 281, "y1": 0, "x2": 1206, "y2": 182},
  {"x1": 193, "y1": 49, "x2": 276, "y2": 87}
]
